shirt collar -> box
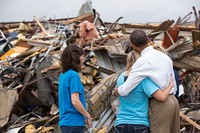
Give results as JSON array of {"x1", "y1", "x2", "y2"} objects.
[{"x1": 141, "y1": 46, "x2": 153, "y2": 56}]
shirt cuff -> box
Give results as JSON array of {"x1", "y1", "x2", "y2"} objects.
[{"x1": 118, "y1": 86, "x2": 126, "y2": 96}]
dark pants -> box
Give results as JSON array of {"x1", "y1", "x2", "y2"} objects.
[
  {"x1": 115, "y1": 124, "x2": 150, "y2": 133},
  {"x1": 60, "y1": 126, "x2": 84, "y2": 133}
]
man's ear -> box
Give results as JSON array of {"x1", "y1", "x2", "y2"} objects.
[
  {"x1": 131, "y1": 44, "x2": 137, "y2": 51},
  {"x1": 131, "y1": 43, "x2": 135, "y2": 49}
]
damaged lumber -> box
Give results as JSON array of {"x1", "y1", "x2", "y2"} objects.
[
  {"x1": 180, "y1": 111, "x2": 200, "y2": 130},
  {"x1": 0, "y1": 6, "x2": 200, "y2": 133}
]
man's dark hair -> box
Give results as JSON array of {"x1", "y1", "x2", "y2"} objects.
[
  {"x1": 130, "y1": 30, "x2": 148, "y2": 47},
  {"x1": 60, "y1": 44, "x2": 84, "y2": 73}
]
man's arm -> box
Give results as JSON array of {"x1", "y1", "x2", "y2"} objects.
[
  {"x1": 171, "y1": 66, "x2": 178, "y2": 95},
  {"x1": 152, "y1": 78, "x2": 173, "y2": 101},
  {"x1": 117, "y1": 59, "x2": 151, "y2": 96}
]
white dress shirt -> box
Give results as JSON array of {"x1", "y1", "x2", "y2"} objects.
[{"x1": 118, "y1": 46, "x2": 177, "y2": 96}]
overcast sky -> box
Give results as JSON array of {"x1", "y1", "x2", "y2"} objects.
[{"x1": 0, "y1": 0, "x2": 199, "y2": 23}]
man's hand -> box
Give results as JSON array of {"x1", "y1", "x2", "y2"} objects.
[{"x1": 113, "y1": 86, "x2": 120, "y2": 96}]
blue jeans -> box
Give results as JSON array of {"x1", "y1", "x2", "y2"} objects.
[
  {"x1": 60, "y1": 126, "x2": 84, "y2": 133},
  {"x1": 115, "y1": 124, "x2": 150, "y2": 133}
]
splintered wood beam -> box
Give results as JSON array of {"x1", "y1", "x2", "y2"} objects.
[
  {"x1": 15, "y1": 48, "x2": 47, "y2": 67},
  {"x1": 41, "y1": 65, "x2": 61, "y2": 73},
  {"x1": 84, "y1": 61, "x2": 115, "y2": 75},
  {"x1": 20, "y1": 38, "x2": 53, "y2": 47},
  {"x1": 62, "y1": 13, "x2": 94, "y2": 25},
  {"x1": 148, "y1": 19, "x2": 174, "y2": 39},
  {"x1": 173, "y1": 56, "x2": 200, "y2": 72},
  {"x1": 87, "y1": 73, "x2": 120, "y2": 119},
  {"x1": 34, "y1": 16, "x2": 48, "y2": 35},
  {"x1": 180, "y1": 111, "x2": 200, "y2": 130}
]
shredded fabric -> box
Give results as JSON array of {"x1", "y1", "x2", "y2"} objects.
[{"x1": 77, "y1": 21, "x2": 99, "y2": 47}]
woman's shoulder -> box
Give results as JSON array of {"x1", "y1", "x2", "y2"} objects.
[
  {"x1": 116, "y1": 72, "x2": 126, "y2": 87},
  {"x1": 68, "y1": 69, "x2": 79, "y2": 77},
  {"x1": 62, "y1": 69, "x2": 79, "y2": 77}
]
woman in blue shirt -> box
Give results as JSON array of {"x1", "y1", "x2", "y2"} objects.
[{"x1": 59, "y1": 44, "x2": 92, "y2": 133}]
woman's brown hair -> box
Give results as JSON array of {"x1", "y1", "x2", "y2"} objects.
[
  {"x1": 125, "y1": 50, "x2": 140, "y2": 76},
  {"x1": 60, "y1": 44, "x2": 84, "y2": 73}
]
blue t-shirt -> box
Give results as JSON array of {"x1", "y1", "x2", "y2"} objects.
[
  {"x1": 58, "y1": 69, "x2": 86, "y2": 126},
  {"x1": 115, "y1": 72, "x2": 159, "y2": 127}
]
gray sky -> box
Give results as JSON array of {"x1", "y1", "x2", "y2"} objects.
[{"x1": 0, "y1": 0, "x2": 199, "y2": 23}]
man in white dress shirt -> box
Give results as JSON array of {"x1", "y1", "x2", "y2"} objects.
[{"x1": 114, "y1": 30, "x2": 180, "y2": 133}]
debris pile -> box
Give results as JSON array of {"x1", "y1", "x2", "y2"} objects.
[{"x1": 0, "y1": 4, "x2": 200, "y2": 133}]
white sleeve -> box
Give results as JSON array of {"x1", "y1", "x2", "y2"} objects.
[
  {"x1": 118, "y1": 59, "x2": 152, "y2": 96},
  {"x1": 171, "y1": 61, "x2": 177, "y2": 94}
]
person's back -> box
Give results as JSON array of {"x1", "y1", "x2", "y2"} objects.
[
  {"x1": 115, "y1": 72, "x2": 160, "y2": 133},
  {"x1": 58, "y1": 44, "x2": 92, "y2": 133},
  {"x1": 59, "y1": 69, "x2": 86, "y2": 126},
  {"x1": 139, "y1": 47, "x2": 176, "y2": 93}
]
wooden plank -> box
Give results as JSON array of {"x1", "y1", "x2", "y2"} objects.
[
  {"x1": 96, "y1": 108, "x2": 113, "y2": 128},
  {"x1": 87, "y1": 73, "x2": 119, "y2": 119},
  {"x1": 62, "y1": 13, "x2": 94, "y2": 25},
  {"x1": 173, "y1": 56, "x2": 200, "y2": 72},
  {"x1": 34, "y1": 16, "x2": 48, "y2": 35},
  {"x1": 0, "y1": 49, "x2": 15, "y2": 60},
  {"x1": 15, "y1": 48, "x2": 47, "y2": 67},
  {"x1": 88, "y1": 88, "x2": 112, "y2": 120},
  {"x1": 167, "y1": 39, "x2": 190, "y2": 52},
  {"x1": 180, "y1": 111, "x2": 200, "y2": 130},
  {"x1": 192, "y1": 30, "x2": 200, "y2": 43},
  {"x1": 84, "y1": 61, "x2": 115, "y2": 75},
  {"x1": 20, "y1": 38, "x2": 53, "y2": 46},
  {"x1": 104, "y1": 22, "x2": 196, "y2": 31},
  {"x1": 148, "y1": 20, "x2": 174, "y2": 39},
  {"x1": 88, "y1": 85, "x2": 108, "y2": 109},
  {"x1": 86, "y1": 73, "x2": 119, "y2": 100}
]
